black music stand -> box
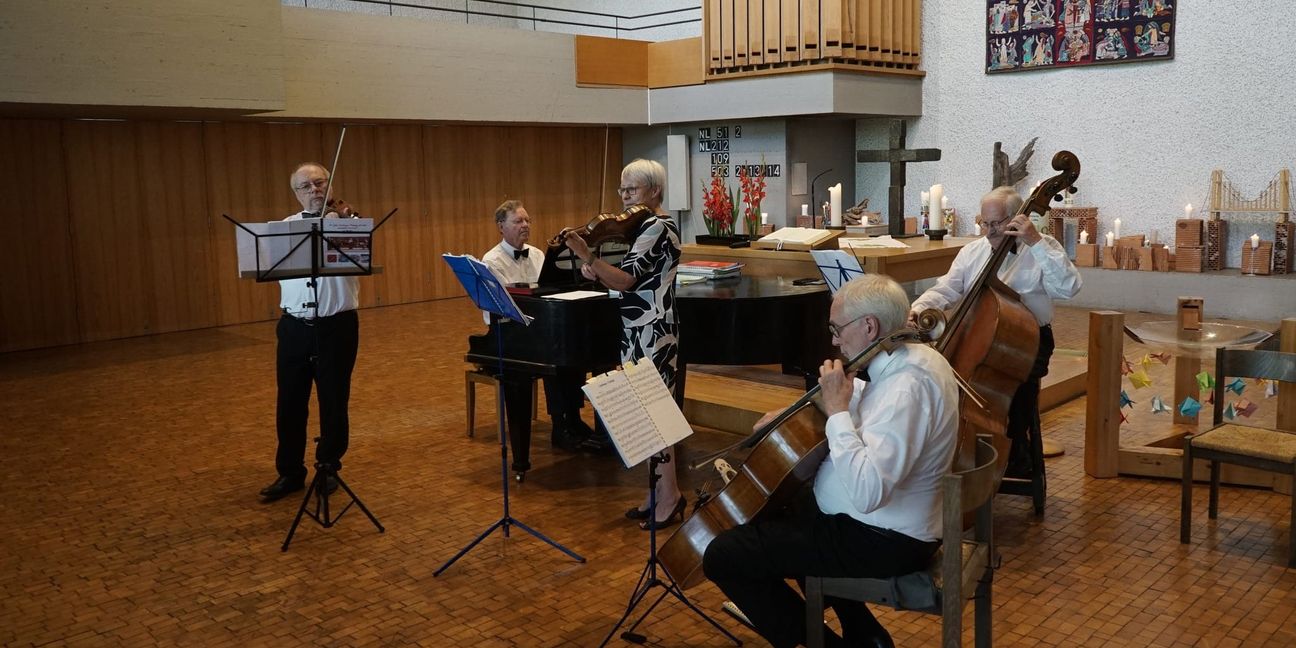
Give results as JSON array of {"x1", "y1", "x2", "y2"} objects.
[
  {"x1": 434, "y1": 254, "x2": 584, "y2": 576},
  {"x1": 224, "y1": 210, "x2": 395, "y2": 551},
  {"x1": 599, "y1": 452, "x2": 741, "y2": 647}
]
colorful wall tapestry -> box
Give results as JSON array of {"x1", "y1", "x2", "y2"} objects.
[{"x1": 986, "y1": 0, "x2": 1175, "y2": 73}]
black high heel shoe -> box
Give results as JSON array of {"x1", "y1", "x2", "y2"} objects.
[
  {"x1": 638, "y1": 496, "x2": 687, "y2": 531},
  {"x1": 625, "y1": 505, "x2": 651, "y2": 520}
]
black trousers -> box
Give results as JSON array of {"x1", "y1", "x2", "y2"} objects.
[
  {"x1": 275, "y1": 310, "x2": 359, "y2": 480},
  {"x1": 1006, "y1": 324, "x2": 1055, "y2": 470},
  {"x1": 702, "y1": 488, "x2": 939, "y2": 648},
  {"x1": 500, "y1": 370, "x2": 585, "y2": 472}
]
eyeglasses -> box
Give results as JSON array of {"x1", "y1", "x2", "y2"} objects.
[
  {"x1": 293, "y1": 178, "x2": 329, "y2": 192},
  {"x1": 828, "y1": 313, "x2": 868, "y2": 338},
  {"x1": 618, "y1": 185, "x2": 643, "y2": 195},
  {"x1": 981, "y1": 216, "x2": 1012, "y2": 230}
]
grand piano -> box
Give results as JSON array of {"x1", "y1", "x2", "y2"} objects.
[{"x1": 465, "y1": 275, "x2": 833, "y2": 398}]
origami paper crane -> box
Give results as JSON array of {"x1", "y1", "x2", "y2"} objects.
[
  {"x1": 1205, "y1": 391, "x2": 1214, "y2": 405},
  {"x1": 1225, "y1": 377, "x2": 1245, "y2": 396},
  {"x1": 1178, "y1": 397, "x2": 1202, "y2": 417},
  {"x1": 1234, "y1": 399, "x2": 1258, "y2": 417},
  {"x1": 1224, "y1": 403, "x2": 1237, "y2": 420},
  {"x1": 1120, "y1": 357, "x2": 1134, "y2": 376},
  {"x1": 1149, "y1": 352, "x2": 1172, "y2": 365},
  {"x1": 1128, "y1": 370, "x2": 1152, "y2": 389},
  {"x1": 1265, "y1": 380, "x2": 1278, "y2": 398},
  {"x1": 1150, "y1": 395, "x2": 1170, "y2": 414},
  {"x1": 1195, "y1": 371, "x2": 1215, "y2": 392},
  {"x1": 1138, "y1": 354, "x2": 1154, "y2": 372},
  {"x1": 1119, "y1": 390, "x2": 1135, "y2": 409},
  {"x1": 1119, "y1": 411, "x2": 1128, "y2": 424}
]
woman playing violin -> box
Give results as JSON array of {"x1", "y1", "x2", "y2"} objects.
[
  {"x1": 702, "y1": 275, "x2": 959, "y2": 648},
  {"x1": 563, "y1": 158, "x2": 684, "y2": 530}
]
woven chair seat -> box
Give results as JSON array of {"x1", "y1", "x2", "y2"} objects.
[{"x1": 1192, "y1": 424, "x2": 1296, "y2": 464}]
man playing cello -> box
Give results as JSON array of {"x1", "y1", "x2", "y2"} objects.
[{"x1": 703, "y1": 275, "x2": 959, "y2": 648}]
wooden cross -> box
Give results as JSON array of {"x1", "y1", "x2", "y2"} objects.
[{"x1": 856, "y1": 120, "x2": 941, "y2": 237}]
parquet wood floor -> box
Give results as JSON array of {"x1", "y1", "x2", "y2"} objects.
[{"x1": 1, "y1": 299, "x2": 1293, "y2": 647}]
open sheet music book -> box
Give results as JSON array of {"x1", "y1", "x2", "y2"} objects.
[{"x1": 582, "y1": 359, "x2": 694, "y2": 468}]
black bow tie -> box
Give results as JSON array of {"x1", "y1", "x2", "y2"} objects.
[
  {"x1": 513, "y1": 248, "x2": 529, "y2": 260},
  {"x1": 301, "y1": 211, "x2": 320, "y2": 219}
]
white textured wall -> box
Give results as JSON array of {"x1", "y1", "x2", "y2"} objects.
[
  {"x1": 282, "y1": 0, "x2": 700, "y2": 41},
  {"x1": 857, "y1": 3, "x2": 1296, "y2": 268}
]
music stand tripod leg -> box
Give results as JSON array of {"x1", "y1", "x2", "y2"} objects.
[
  {"x1": 282, "y1": 452, "x2": 384, "y2": 552},
  {"x1": 599, "y1": 454, "x2": 742, "y2": 647}
]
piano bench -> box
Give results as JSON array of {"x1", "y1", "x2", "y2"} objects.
[{"x1": 465, "y1": 368, "x2": 538, "y2": 437}]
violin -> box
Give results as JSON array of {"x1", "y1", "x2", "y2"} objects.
[
  {"x1": 548, "y1": 204, "x2": 659, "y2": 249},
  {"x1": 322, "y1": 197, "x2": 358, "y2": 219}
]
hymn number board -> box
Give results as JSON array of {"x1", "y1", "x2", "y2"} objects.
[{"x1": 698, "y1": 125, "x2": 781, "y2": 179}]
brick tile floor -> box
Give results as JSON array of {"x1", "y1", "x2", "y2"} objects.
[{"x1": 1, "y1": 299, "x2": 1293, "y2": 647}]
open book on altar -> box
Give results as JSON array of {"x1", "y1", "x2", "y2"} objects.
[
  {"x1": 582, "y1": 359, "x2": 694, "y2": 468},
  {"x1": 751, "y1": 227, "x2": 843, "y2": 251}
]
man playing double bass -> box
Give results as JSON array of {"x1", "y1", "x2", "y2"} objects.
[
  {"x1": 703, "y1": 275, "x2": 959, "y2": 648},
  {"x1": 909, "y1": 185, "x2": 1082, "y2": 478}
]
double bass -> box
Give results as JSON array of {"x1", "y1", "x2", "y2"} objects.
[
  {"x1": 658, "y1": 152, "x2": 1081, "y2": 590},
  {"x1": 923, "y1": 150, "x2": 1081, "y2": 474}
]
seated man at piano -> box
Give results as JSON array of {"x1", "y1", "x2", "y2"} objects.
[
  {"x1": 702, "y1": 274, "x2": 958, "y2": 648},
  {"x1": 481, "y1": 200, "x2": 595, "y2": 480},
  {"x1": 908, "y1": 185, "x2": 1081, "y2": 478}
]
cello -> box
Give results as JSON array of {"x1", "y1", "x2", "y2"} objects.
[{"x1": 921, "y1": 151, "x2": 1081, "y2": 474}]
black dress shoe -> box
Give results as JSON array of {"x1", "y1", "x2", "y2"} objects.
[
  {"x1": 578, "y1": 434, "x2": 616, "y2": 455},
  {"x1": 260, "y1": 476, "x2": 305, "y2": 502}
]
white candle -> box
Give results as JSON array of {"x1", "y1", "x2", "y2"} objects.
[
  {"x1": 929, "y1": 184, "x2": 944, "y2": 220},
  {"x1": 1106, "y1": 231, "x2": 1115, "y2": 247},
  {"x1": 761, "y1": 211, "x2": 769, "y2": 224},
  {"x1": 1113, "y1": 218, "x2": 1122, "y2": 239},
  {"x1": 1251, "y1": 233, "x2": 1260, "y2": 249},
  {"x1": 828, "y1": 184, "x2": 842, "y2": 227},
  {"x1": 941, "y1": 196, "x2": 949, "y2": 211},
  {"x1": 1080, "y1": 230, "x2": 1089, "y2": 244},
  {"x1": 1185, "y1": 204, "x2": 1193, "y2": 218},
  {"x1": 921, "y1": 191, "x2": 930, "y2": 207},
  {"x1": 1149, "y1": 229, "x2": 1158, "y2": 245},
  {"x1": 801, "y1": 204, "x2": 809, "y2": 217}
]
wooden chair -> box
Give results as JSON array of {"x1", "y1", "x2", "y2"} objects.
[
  {"x1": 1180, "y1": 348, "x2": 1296, "y2": 567},
  {"x1": 806, "y1": 437, "x2": 999, "y2": 648},
  {"x1": 464, "y1": 368, "x2": 537, "y2": 437}
]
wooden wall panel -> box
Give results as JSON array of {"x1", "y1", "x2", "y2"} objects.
[
  {"x1": 423, "y1": 125, "x2": 513, "y2": 300},
  {"x1": 63, "y1": 121, "x2": 151, "y2": 342},
  {"x1": 4, "y1": 120, "x2": 620, "y2": 351},
  {"x1": 136, "y1": 122, "x2": 217, "y2": 334},
  {"x1": 326, "y1": 124, "x2": 430, "y2": 308},
  {"x1": 0, "y1": 120, "x2": 79, "y2": 352},
  {"x1": 203, "y1": 122, "x2": 324, "y2": 325}
]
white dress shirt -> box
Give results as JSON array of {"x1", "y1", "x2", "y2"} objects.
[
  {"x1": 482, "y1": 240, "x2": 544, "y2": 284},
  {"x1": 278, "y1": 211, "x2": 360, "y2": 318},
  {"x1": 813, "y1": 343, "x2": 959, "y2": 542},
  {"x1": 910, "y1": 235, "x2": 1081, "y2": 326}
]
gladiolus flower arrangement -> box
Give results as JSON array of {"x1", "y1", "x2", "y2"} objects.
[
  {"x1": 700, "y1": 175, "x2": 735, "y2": 237},
  {"x1": 737, "y1": 165, "x2": 767, "y2": 237}
]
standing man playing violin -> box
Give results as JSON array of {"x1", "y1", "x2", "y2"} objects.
[
  {"x1": 908, "y1": 185, "x2": 1081, "y2": 479},
  {"x1": 481, "y1": 200, "x2": 595, "y2": 479},
  {"x1": 703, "y1": 275, "x2": 959, "y2": 648},
  {"x1": 259, "y1": 162, "x2": 361, "y2": 502}
]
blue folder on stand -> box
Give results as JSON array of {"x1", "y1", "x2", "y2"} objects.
[{"x1": 442, "y1": 254, "x2": 531, "y2": 325}]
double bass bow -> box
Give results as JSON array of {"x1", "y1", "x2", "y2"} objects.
[{"x1": 659, "y1": 328, "x2": 930, "y2": 590}]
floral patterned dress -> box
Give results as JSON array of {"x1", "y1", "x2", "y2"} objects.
[{"x1": 616, "y1": 215, "x2": 681, "y2": 392}]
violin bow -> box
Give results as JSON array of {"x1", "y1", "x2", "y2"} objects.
[{"x1": 321, "y1": 126, "x2": 346, "y2": 215}]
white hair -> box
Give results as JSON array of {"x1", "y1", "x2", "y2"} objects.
[
  {"x1": 834, "y1": 274, "x2": 910, "y2": 335},
  {"x1": 622, "y1": 159, "x2": 666, "y2": 194},
  {"x1": 983, "y1": 185, "x2": 1024, "y2": 215}
]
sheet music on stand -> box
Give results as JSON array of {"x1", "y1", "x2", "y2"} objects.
[
  {"x1": 442, "y1": 254, "x2": 531, "y2": 324},
  {"x1": 582, "y1": 359, "x2": 693, "y2": 468},
  {"x1": 809, "y1": 249, "x2": 866, "y2": 294}
]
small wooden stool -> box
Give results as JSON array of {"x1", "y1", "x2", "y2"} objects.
[{"x1": 465, "y1": 368, "x2": 537, "y2": 437}]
